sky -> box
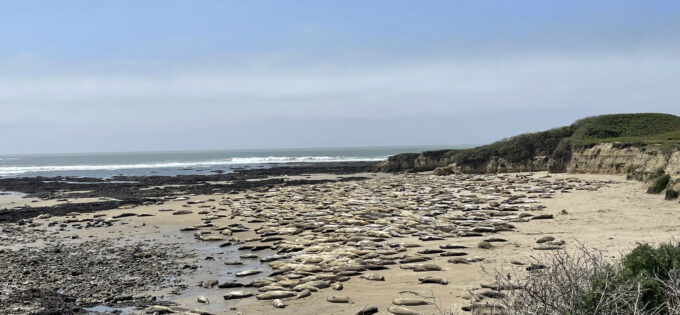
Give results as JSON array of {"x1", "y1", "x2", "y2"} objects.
[{"x1": 1, "y1": 0, "x2": 679, "y2": 154}]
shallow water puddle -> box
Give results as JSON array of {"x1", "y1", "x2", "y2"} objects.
[{"x1": 83, "y1": 304, "x2": 135, "y2": 314}]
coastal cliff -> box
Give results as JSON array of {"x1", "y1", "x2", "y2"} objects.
[
  {"x1": 377, "y1": 113, "x2": 680, "y2": 196},
  {"x1": 567, "y1": 143, "x2": 680, "y2": 176}
]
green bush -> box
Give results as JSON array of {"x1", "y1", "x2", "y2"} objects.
[
  {"x1": 577, "y1": 243, "x2": 680, "y2": 314},
  {"x1": 648, "y1": 174, "x2": 671, "y2": 194},
  {"x1": 651, "y1": 167, "x2": 666, "y2": 179},
  {"x1": 666, "y1": 189, "x2": 679, "y2": 200}
]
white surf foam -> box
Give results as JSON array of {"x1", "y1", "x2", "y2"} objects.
[{"x1": 0, "y1": 156, "x2": 387, "y2": 176}]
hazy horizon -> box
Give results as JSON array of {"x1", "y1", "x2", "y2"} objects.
[
  {"x1": 2, "y1": 1, "x2": 679, "y2": 154},
  {"x1": 0, "y1": 144, "x2": 471, "y2": 156}
]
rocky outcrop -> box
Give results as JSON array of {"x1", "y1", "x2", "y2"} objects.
[
  {"x1": 379, "y1": 153, "x2": 421, "y2": 172},
  {"x1": 378, "y1": 151, "x2": 459, "y2": 172}
]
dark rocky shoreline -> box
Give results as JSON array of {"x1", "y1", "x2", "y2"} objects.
[
  {"x1": 0, "y1": 240, "x2": 194, "y2": 315},
  {"x1": 0, "y1": 162, "x2": 373, "y2": 224}
]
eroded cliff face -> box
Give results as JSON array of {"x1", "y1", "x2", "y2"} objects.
[
  {"x1": 381, "y1": 143, "x2": 680, "y2": 181},
  {"x1": 434, "y1": 156, "x2": 550, "y2": 175},
  {"x1": 567, "y1": 143, "x2": 679, "y2": 177}
]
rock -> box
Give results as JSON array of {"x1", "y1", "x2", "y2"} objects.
[
  {"x1": 201, "y1": 280, "x2": 218, "y2": 288},
  {"x1": 197, "y1": 295, "x2": 209, "y2": 304},
  {"x1": 530, "y1": 214, "x2": 553, "y2": 220},
  {"x1": 332, "y1": 282, "x2": 343, "y2": 290}
]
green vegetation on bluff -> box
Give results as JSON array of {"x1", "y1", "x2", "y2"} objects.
[
  {"x1": 396, "y1": 113, "x2": 680, "y2": 172},
  {"x1": 572, "y1": 113, "x2": 680, "y2": 146}
]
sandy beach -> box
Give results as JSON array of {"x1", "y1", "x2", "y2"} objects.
[{"x1": 1, "y1": 170, "x2": 678, "y2": 315}]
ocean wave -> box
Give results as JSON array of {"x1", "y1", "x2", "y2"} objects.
[{"x1": 0, "y1": 156, "x2": 387, "y2": 176}]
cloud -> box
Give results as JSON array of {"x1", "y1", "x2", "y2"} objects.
[
  {"x1": 2, "y1": 49, "x2": 679, "y2": 113},
  {"x1": 0, "y1": 47, "x2": 679, "y2": 153}
]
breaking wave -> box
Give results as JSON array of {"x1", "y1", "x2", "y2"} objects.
[{"x1": 0, "y1": 155, "x2": 387, "y2": 176}]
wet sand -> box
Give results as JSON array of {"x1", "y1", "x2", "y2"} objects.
[{"x1": 1, "y1": 171, "x2": 678, "y2": 315}]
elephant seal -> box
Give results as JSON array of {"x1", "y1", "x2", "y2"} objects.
[
  {"x1": 418, "y1": 276, "x2": 448, "y2": 285},
  {"x1": 223, "y1": 291, "x2": 253, "y2": 300},
  {"x1": 392, "y1": 298, "x2": 431, "y2": 306},
  {"x1": 387, "y1": 306, "x2": 421, "y2": 315},
  {"x1": 361, "y1": 273, "x2": 385, "y2": 281},
  {"x1": 356, "y1": 306, "x2": 379, "y2": 315},
  {"x1": 327, "y1": 296, "x2": 351, "y2": 303},
  {"x1": 236, "y1": 270, "x2": 261, "y2": 277},
  {"x1": 273, "y1": 299, "x2": 287, "y2": 308},
  {"x1": 256, "y1": 290, "x2": 296, "y2": 300}
]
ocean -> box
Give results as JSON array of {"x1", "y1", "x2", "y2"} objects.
[{"x1": 0, "y1": 146, "x2": 458, "y2": 178}]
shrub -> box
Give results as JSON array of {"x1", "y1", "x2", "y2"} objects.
[
  {"x1": 648, "y1": 174, "x2": 671, "y2": 194},
  {"x1": 651, "y1": 167, "x2": 666, "y2": 180},
  {"x1": 615, "y1": 243, "x2": 680, "y2": 309},
  {"x1": 666, "y1": 189, "x2": 679, "y2": 200},
  {"x1": 500, "y1": 243, "x2": 680, "y2": 315}
]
